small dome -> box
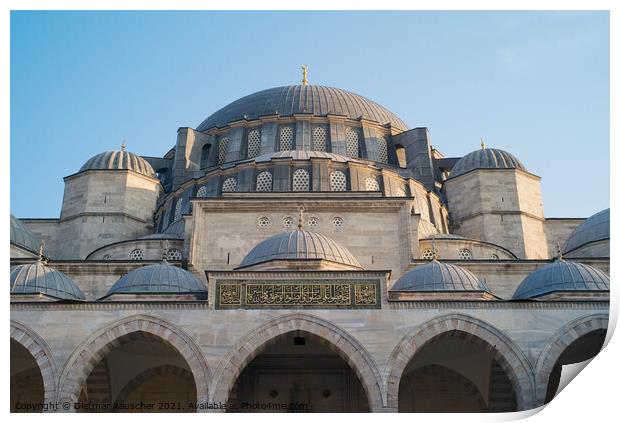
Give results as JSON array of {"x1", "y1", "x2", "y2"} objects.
[
  {"x1": 106, "y1": 261, "x2": 206, "y2": 295},
  {"x1": 10, "y1": 261, "x2": 85, "y2": 300},
  {"x1": 450, "y1": 148, "x2": 526, "y2": 178},
  {"x1": 392, "y1": 260, "x2": 490, "y2": 292},
  {"x1": 10, "y1": 215, "x2": 41, "y2": 254},
  {"x1": 564, "y1": 208, "x2": 610, "y2": 254},
  {"x1": 512, "y1": 259, "x2": 609, "y2": 300},
  {"x1": 80, "y1": 148, "x2": 155, "y2": 177},
  {"x1": 238, "y1": 229, "x2": 362, "y2": 269}
]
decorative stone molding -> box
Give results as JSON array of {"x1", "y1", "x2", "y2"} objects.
[
  {"x1": 385, "y1": 313, "x2": 536, "y2": 411},
  {"x1": 534, "y1": 313, "x2": 608, "y2": 406},
  {"x1": 10, "y1": 320, "x2": 58, "y2": 409},
  {"x1": 210, "y1": 312, "x2": 384, "y2": 412},
  {"x1": 57, "y1": 314, "x2": 211, "y2": 412}
]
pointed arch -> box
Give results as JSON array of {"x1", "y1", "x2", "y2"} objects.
[
  {"x1": 386, "y1": 313, "x2": 535, "y2": 410},
  {"x1": 57, "y1": 314, "x2": 211, "y2": 411},
  {"x1": 211, "y1": 313, "x2": 384, "y2": 411},
  {"x1": 10, "y1": 320, "x2": 58, "y2": 408},
  {"x1": 534, "y1": 314, "x2": 608, "y2": 406}
]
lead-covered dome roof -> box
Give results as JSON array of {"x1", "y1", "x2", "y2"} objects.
[
  {"x1": 80, "y1": 148, "x2": 155, "y2": 177},
  {"x1": 450, "y1": 148, "x2": 526, "y2": 178},
  {"x1": 238, "y1": 229, "x2": 362, "y2": 269},
  {"x1": 564, "y1": 208, "x2": 610, "y2": 254},
  {"x1": 392, "y1": 260, "x2": 491, "y2": 292},
  {"x1": 512, "y1": 259, "x2": 609, "y2": 300},
  {"x1": 10, "y1": 214, "x2": 41, "y2": 254},
  {"x1": 106, "y1": 260, "x2": 207, "y2": 295},
  {"x1": 197, "y1": 85, "x2": 409, "y2": 131},
  {"x1": 10, "y1": 261, "x2": 85, "y2": 300}
]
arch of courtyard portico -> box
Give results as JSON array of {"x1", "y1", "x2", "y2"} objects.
[
  {"x1": 385, "y1": 313, "x2": 537, "y2": 411},
  {"x1": 534, "y1": 314, "x2": 609, "y2": 406},
  {"x1": 210, "y1": 313, "x2": 385, "y2": 412},
  {"x1": 10, "y1": 320, "x2": 59, "y2": 409},
  {"x1": 56, "y1": 314, "x2": 212, "y2": 412}
]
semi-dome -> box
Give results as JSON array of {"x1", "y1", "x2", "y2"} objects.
[
  {"x1": 80, "y1": 147, "x2": 155, "y2": 177},
  {"x1": 238, "y1": 229, "x2": 362, "y2": 269},
  {"x1": 450, "y1": 148, "x2": 526, "y2": 178},
  {"x1": 512, "y1": 259, "x2": 609, "y2": 300},
  {"x1": 564, "y1": 208, "x2": 610, "y2": 254},
  {"x1": 392, "y1": 260, "x2": 491, "y2": 292},
  {"x1": 197, "y1": 85, "x2": 408, "y2": 131},
  {"x1": 106, "y1": 260, "x2": 207, "y2": 296},
  {"x1": 10, "y1": 214, "x2": 41, "y2": 254},
  {"x1": 10, "y1": 260, "x2": 85, "y2": 300}
]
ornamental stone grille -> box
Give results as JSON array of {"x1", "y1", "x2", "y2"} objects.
[
  {"x1": 196, "y1": 186, "x2": 208, "y2": 197},
  {"x1": 395, "y1": 188, "x2": 407, "y2": 197},
  {"x1": 377, "y1": 136, "x2": 388, "y2": 163},
  {"x1": 293, "y1": 169, "x2": 310, "y2": 191},
  {"x1": 166, "y1": 248, "x2": 182, "y2": 260},
  {"x1": 256, "y1": 171, "x2": 273, "y2": 192},
  {"x1": 312, "y1": 126, "x2": 327, "y2": 151},
  {"x1": 129, "y1": 249, "x2": 144, "y2": 261},
  {"x1": 365, "y1": 177, "x2": 380, "y2": 191},
  {"x1": 345, "y1": 127, "x2": 360, "y2": 158},
  {"x1": 102, "y1": 254, "x2": 112, "y2": 260},
  {"x1": 491, "y1": 254, "x2": 500, "y2": 260},
  {"x1": 308, "y1": 216, "x2": 319, "y2": 229},
  {"x1": 174, "y1": 198, "x2": 183, "y2": 221},
  {"x1": 422, "y1": 249, "x2": 435, "y2": 261},
  {"x1": 257, "y1": 216, "x2": 270, "y2": 228},
  {"x1": 283, "y1": 216, "x2": 295, "y2": 228},
  {"x1": 222, "y1": 177, "x2": 237, "y2": 193},
  {"x1": 330, "y1": 171, "x2": 347, "y2": 191},
  {"x1": 279, "y1": 126, "x2": 294, "y2": 151},
  {"x1": 459, "y1": 249, "x2": 473, "y2": 260},
  {"x1": 218, "y1": 137, "x2": 229, "y2": 164},
  {"x1": 247, "y1": 129, "x2": 261, "y2": 158},
  {"x1": 333, "y1": 216, "x2": 344, "y2": 229}
]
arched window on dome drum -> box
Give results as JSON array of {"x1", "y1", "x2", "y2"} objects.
[
  {"x1": 222, "y1": 177, "x2": 237, "y2": 193},
  {"x1": 279, "y1": 126, "x2": 294, "y2": 151},
  {"x1": 174, "y1": 198, "x2": 184, "y2": 221},
  {"x1": 218, "y1": 137, "x2": 230, "y2": 164},
  {"x1": 200, "y1": 144, "x2": 212, "y2": 169},
  {"x1": 330, "y1": 171, "x2": 347, "y2": 192},
  {"x1": 365, "y1": 177, "x2": 380, "y2": 192},
  {"x1": 130, "y1": 249, "x2": 144, "y2": 261},
  {"x1": 256, "y1": 171, "x2": 273, "y2": 192},
  {"x1": 345, "y1": 127, "x2": 360, "y2": 158},
  {"x1": 196, "y1": 185, "x2": 208, "y2": 198},
  {"x1": 312, "y1": 126, "x2": 327, "y2": 152},
  {"x1": 376, "y1": 136, "x2": 388, "y2": 163},
  {"x1": 247, "y1": 129, "x2": 261, "y2": 158},
  {"x1": 292, "y1": 169, "x2": 310, "y2": 191}
]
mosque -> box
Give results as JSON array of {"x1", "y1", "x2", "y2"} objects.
[{"x1": 10, "y1": 71, "x2": 610, "y2": 412}]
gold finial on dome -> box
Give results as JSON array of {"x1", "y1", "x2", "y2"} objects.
[
  {"x1": 298, "y1": 206, "x2": 305, "y2": 229},
  {"x1": 121, "y1": 140, "x2": 127, "y2": 151},
  {"x1": 480, "y1": 138, "x2": 486, "y2": 150},
  {"x1": 301, "y1": 64, "x2": 309, "y2": 86}
]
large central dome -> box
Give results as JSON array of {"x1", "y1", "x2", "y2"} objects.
[{"x1": 197, "y1": 85, "x2": 409, "y2": 131}]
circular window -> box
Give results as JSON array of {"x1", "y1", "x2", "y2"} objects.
[
  {"x1": 458, "y1": 249, "x2": 473, "y2": 260},
  {"x1": 332, "y1": 216, "x2": 344, "y2": 229},
  {"x1": 196, "y1": 186, "x2": 208, "y2": 197},
  {"x1": 102, "y1": 254, "x2": 112, "y2": 261},
  {"x1": 166, "y1": 248, "x2": 182, "y2": 260},
  {"x1": 257, "y1": 217, "x2": 271, "y2": 228},
  {"x1": 130, "y1": 249, "x2": 144, "y2": 261},
  {"x1": 283, "y1": 216, "x2": 295, "y2": 228},
  {"x1": 422, "y1": 249, "x2": 435, "y2": 261},
  {"x1": 308, "y1": 216, "x2": 319, "y2": 229},
  {"x1": 490, "y1": 254, "x2": 500, "y2": 260}
]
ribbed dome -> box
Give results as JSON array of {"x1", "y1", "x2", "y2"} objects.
[
  {"x1": 106, "y1": 260, "x2": 207, "y2": 295},
  {"x1": 392, "y1": 260, "x2": 490, "y2": 292},
  {"x1": 197, "y1": 85, "x2": 408, "y2": 131},
  {"x1": 238, "y1": 229, "x2": 362, "y2": 269},
  {"x1": 10, "y1": 215, "x2": 41, "y2": 254},
  {"x1": 80, "y1": 148, "x2": 155, "y2": 177},
  {"x1": 450, "y1": 148, "x2": 526, "y2": 178},
  {"x1": 512, "y1": 259, "x2": 609, "y2": 300},
  {"x1": 10, "y1": 261, "x2": 85, "y2": 300},
  {"x1": 564, "y1": 208, "x2": 610, "y2": 254}
]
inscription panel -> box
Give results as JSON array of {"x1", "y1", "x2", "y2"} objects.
[{"x1": 216, "y1": 280, "x2": 380, "y2": 309}]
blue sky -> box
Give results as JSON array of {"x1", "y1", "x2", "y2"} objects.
[{"x1": 10, "y1": 10, "x2": 609, "y2": 218}]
